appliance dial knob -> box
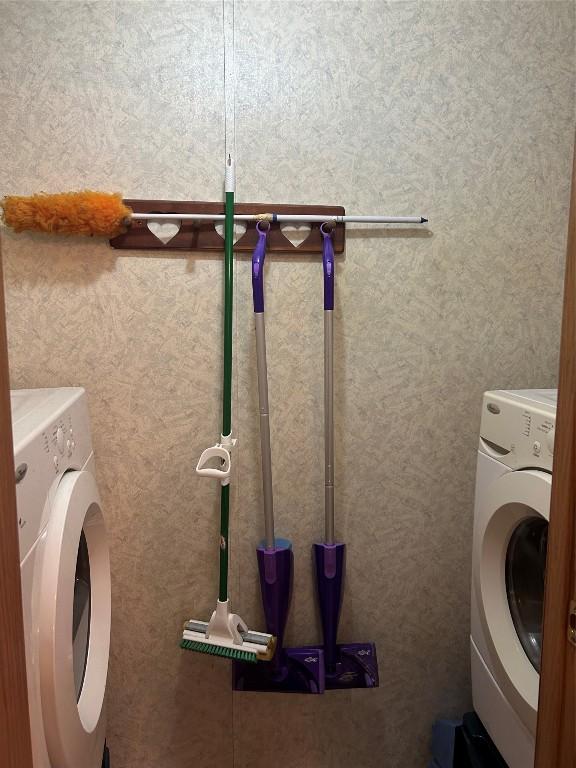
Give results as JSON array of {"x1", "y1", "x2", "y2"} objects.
[{"x1": 547, "y1": 427, "x2": 555, "y2": 454}]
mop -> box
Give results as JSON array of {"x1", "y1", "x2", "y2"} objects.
[
  {"x1": 233, "y1": 222, "x2": 325, "y2": 693},
  {"x1": 311, "y1": 224, "x2": 379, "y2": 688},
  {"x1": 179, "y1": 157, "x2": 276, "y2": 663}
]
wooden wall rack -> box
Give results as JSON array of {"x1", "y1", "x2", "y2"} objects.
[{"x1": 110, "y1": 201, "x2": 346, "y2": 254}]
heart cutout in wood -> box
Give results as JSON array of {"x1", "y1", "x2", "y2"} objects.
[
  {"x1": 214, "y1": 221, "x2": 247, "y2": 243},
  {"x1": 147, "y1": 218, "x2": 182, "y2": 244},
  {"x1": 280, "y1": 222, "x2": 312, "y2": 247}
]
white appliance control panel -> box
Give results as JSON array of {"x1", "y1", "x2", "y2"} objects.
[
  {"x1": 11, "y1": 387, "x2": 93, "y2": 561},
  {"x1": 44, "y1": 411, "x2": 77, "y2": 470},
  {"x1": 479, "y1": 389, "x2": 557, "y2": 471}
]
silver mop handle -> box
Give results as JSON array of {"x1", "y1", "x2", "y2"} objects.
[
  {"x1": 255, "y1": 313, "x2": 275, "y2": 550},
  {"x1": 324, "y1": 309, "x2": 335, "y2": 545}
]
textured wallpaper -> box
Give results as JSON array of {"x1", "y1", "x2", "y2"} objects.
[{"x1": 0, "y1": 2, "x2": 574, "y2": 768}]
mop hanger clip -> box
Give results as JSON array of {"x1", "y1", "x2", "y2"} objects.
[{"x1": 196, "y1": 434, "x2": 237, "y2": 486}]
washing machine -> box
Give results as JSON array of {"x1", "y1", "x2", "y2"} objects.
[
  {"x1": 471, "y1": 389, "x2": 555, "y2": 768},
  {"x1": 12, "y1": 387, "x2": 111, "y2": 768}
]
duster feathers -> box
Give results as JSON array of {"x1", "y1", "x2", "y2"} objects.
[{"x1": 1, "y1": 191, "x2": 132, "y2": 237}]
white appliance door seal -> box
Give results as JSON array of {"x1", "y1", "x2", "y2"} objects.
[
  {"x1": 476, "y1": 468, "x2": 550, "y2": 735},
  {"x1": 39, "y1": 470, "x2": 111, "y2": 768}
]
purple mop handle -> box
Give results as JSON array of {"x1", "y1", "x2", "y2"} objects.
[
  {"x1": 321, "y1": 224, "x2": 335, "y2": 311},
  {"x1": 252, "y1": 222, "x2": 269, "y2": 313},
  {"x1": 317, "y1": 223, "x2": 343, "y2": 671}
]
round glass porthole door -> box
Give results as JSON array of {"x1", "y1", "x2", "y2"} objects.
[
  {"x1": 73, "y1": 531, "x2": 91, "y2": 701},
  {"x1": 505, "y1": 517, "x2": 548, "y2": 671}
]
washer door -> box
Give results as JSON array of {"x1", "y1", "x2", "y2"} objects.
[
  {"x1": 39, "y1": 470, "x2": 111, "y2": 768},
  {"x1": 476, "y1": 468, "x2": 550, "y2": 736}
]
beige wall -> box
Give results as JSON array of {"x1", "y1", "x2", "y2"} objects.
[{"x1": 0, "y1": 2, "x2": 574, "y2": 767}]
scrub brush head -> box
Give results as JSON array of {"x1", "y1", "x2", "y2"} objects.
[
  {"x1": 1, "y1": 191, "x2": 132, "y2": 237},
  {"x1": 180, "y1": 639, "x2": 259, "y2": 663}
]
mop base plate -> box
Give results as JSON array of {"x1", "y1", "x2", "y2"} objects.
[
  {"x1": 233, "y1": 646, "x2": 325, "y2": 694},
  {"x1": 302, "y1": 642, "x2": 379, "y2": 690}
]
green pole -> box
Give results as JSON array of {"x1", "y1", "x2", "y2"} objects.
[
  {"x1": 218, "y1": 163, "x2": 234, "y2": 602},
  {"x1": 219, "y1": 485, "x2": 230, "y2": 601},
  {"x1": 222, "y1": 187, "x2": 234, "y2": 437}
]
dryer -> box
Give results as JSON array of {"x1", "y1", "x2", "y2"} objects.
[
  {"x1": 471, "y1": 389, "x2": 555, "y2": 768},
  {"x1": 12, "y1": 387, "x2": 111, "y2": 768}
]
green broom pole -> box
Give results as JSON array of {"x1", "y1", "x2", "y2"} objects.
[{"x1": 219, "y1": 155, "x2": 235, "y2": 602}]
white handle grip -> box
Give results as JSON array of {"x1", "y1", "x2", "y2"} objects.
[{"x1": 196, "y1": 445, "x2": 231, "y2": 486}]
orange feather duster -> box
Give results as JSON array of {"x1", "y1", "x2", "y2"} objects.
[{"x1": 1, "y1": 191, "x2": 132, "y2": 237}]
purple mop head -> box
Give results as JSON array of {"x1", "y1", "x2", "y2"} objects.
[
  {"x1": 233, "y1": 541, "x2": 325, "y2": 694},
  {"x1": 233, "y1": 646, "x2": 325, "y2": 694},
  {"x1": 313, "y1": 542, "x2": 379, "y2": 690}
]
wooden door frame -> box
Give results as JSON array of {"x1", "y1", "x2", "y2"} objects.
[
  {"x1": 0, "y1": 238, "x2": 33, "y2": 767},
  {"x1": 534, "y1": 141, "x2": 576, "y2": 767}
]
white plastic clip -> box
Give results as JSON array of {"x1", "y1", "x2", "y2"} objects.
[{"x1": 196, "y1": 434, "x2": 237, "y2": 486}]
